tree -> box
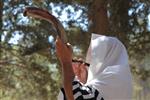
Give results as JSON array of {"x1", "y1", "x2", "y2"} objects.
[{"x1": 87, "y1": 0, "x2": 109, "y2": 35}]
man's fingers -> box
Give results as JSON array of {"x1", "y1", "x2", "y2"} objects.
[
  {"x1": 56, "y1": 36, "x2": 71, "y2": 49},
  {"x1": 66, "y1": 43, "x2": 73, "y2": 53},
  {"x1": 55, "y1": 36, "x2": 72, "y2": 57}
]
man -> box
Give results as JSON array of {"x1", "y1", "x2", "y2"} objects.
[
  {"x1": 57, "y1": 59, "x2": 89, "y2": 100},
  {"x1": 56, "y1": 33, "x2": 132, "y2": 100}
]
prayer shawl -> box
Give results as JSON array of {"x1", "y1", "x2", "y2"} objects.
[{"x1": 85, "y1": 33, "x2": 133, "y2": 100}]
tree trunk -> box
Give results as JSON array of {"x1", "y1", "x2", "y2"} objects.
[
  {"x1": 109, "y1": 0, "x2": 131, "y2": 46},
  {"x1": 87, "y1": 0, "x2": 131, "y2": 46},
  {"x1": 88, "y1": 0, "x2": 109, "y2": 35}
]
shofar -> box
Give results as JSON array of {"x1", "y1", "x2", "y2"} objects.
[{"x1": 23, "y1": 7, "x2": 90, "y2": 66}]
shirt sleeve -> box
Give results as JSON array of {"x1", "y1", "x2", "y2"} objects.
[{"x1": 59, "y1": 79, "x2": 104, "y2": 100}]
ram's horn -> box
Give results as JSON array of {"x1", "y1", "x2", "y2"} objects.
[{"x1": 23, "y1": 7, "x2": 67, "y2": 43}]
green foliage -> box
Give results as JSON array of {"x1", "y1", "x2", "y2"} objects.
[{"x1": 0, "y1": 43, "x2": 60, "y2": 100}]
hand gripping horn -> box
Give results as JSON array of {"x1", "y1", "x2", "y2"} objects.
[{"x1": 23, "y1": 7, "x2": 67, "y2": 43}]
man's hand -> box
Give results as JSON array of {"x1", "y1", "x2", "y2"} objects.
[
  {"x1": 72, "y1": 59, "x2": 88, "y2": 84},
  {"x1": 55, "y1": 37, "x2": 72, "y2": 65}
]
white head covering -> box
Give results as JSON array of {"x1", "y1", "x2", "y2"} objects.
[{"x1": 86, "y1": 33, "x2": 133, "y2": 100}]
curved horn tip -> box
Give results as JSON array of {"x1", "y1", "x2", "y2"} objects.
[
  {"x1": 23, "y1": 7, "x2": 32, "y2": 17},
  {"x1": 23, "y1": 10, "x2": 27, "y2": 17}
]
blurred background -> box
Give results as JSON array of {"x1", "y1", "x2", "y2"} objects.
[{"x1": 0, "y1": 0, "x2": 150, "y2": 100}]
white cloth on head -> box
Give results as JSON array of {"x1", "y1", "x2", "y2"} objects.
[{"x1": 85, "y1": 33, "x2": 133, "y2": 100}]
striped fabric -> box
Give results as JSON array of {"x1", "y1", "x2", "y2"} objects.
[{"x1": 60, "y1": 81, "x2": 104, "y2": 100}]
